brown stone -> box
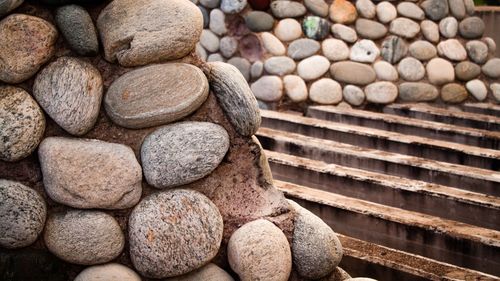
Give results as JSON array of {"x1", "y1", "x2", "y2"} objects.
[
  {"x1": 329, "y1": 0, "x2": 357, "y2": 24},
  {"x1": 441, "y1": 83, "x2": 468, "y2": 103}
]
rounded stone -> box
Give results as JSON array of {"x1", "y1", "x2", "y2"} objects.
[
  {"x1": 397, "y1": 2, "x2": 424, "y2": 20},
  {"x1": 390, "y1": 18, "x2": 420, "y2": 38},
  {"x1": 397, "y1": 57, "x2": 425, "y2": 81},
  {"x1": 220, "y1": 36, "x2": 238, "y2": 58},
  {"x1": 0, "y1": 86, "x2": 45, "y2": 162},
  {"x1": 490, "y1": 83, "x2": 500, "y2": 102},
  {"x1": 0, "y1": 14, "x2": 57, "y2": 83},
  {"x1": 0, "y1": 0, "x2": 23, "y2": 17},
  {"x1": 483, "y1": 37, "x2": 497, "y2": 54},
  {"x1": 421, "y1": 20, "x2": 440, "y2": 43},
  {"x1": 310, "y1": 78, "x2": 342, "y2": 105},
  {"x1": 374, "y1": 61, "x2": 399, "y2": 81},
  {"x1": 97, "y1": 0, "x2": 202, "y2": 66},
  {"x1": 105, "y1": 63, "x2": 208, "y2": 129},
  {"x1": 305, "y1": 0, "x2": 329, "y2": 17},
  {"x1": 381, "y1": 36, "x2": 408, "y2": 64},
  {"x1": 330, "y1": 61, "x2": 376, "y2": 85},
  {"x1": 0, "y1": 180, "x2": 46, "y2": 249},
  {"x1": 284, "y1": 75, "x2": 308, "y2": 102},
  {"x1": 33, "y1": 57, "x2": 102, "y2": 136},
  {"x1": 437, "y1": 39, "x2": 467, "y2": 61},
  {"x1": 439, "y1": 17, "x2": 458, "y2": 38},
  {"x1": 200, "y1": 0, "x2": 220, "y2": 8},
  {"x1": 466, "y1": 79, "x2": 487, "y2": 101},
  {"x1": 228, "y1": 57, "x2": 251, "y2": 81},
  {"x1": 288, "y1": 38, "x2": 321, "y2": 60},
  {"x1": 141, "y1": 122, "x2": 229, "y2": 189},
  {"x1": 427, "y1": 58, "x2": 455, "y2": 85},
  {"x1": 207, "y1": 53, "x2": 225, "y2": 62},
  {"x1": 449, "y1": 0, "x2": 466, "y2": 19},
  {"x1": 464, "y1": 0, "x2": 475, "y2": 15},
  {"x1": 274, "y1": 18, "x2": 302, "y2": 42},
  {"x1": 74, "y1": 264, "x2": 141, "y2": 281},
  {"x1": 55, "y1": 5, "x2": 99, "y2": 56},
  {"x1": 210, "y1": 9, "x2": 227, "y2": 36},
  {"x1": 376, "y1": 2, "x2": 397, "y2": 23},
  {"x1": 365, "y1": 82, "x2": 398, "y2": 104},
  {"x1": 264, "y1": 56, "x2": 296, "y2": 76},
  {"x1": 399, "y1": 82, "x2": 438, "y2": 101},
  {"x1": 322, "y1": 38, "x2": 350, "y2": 61},
  {"x1": 350, "y1": 39, "x2": 380, "y2": 63},
  {"x1": 302, "y1": 16, "x2": 330, "y2": 40},
  {"x1": 245, "y1": 11, "x2": 274, "y2": 32},
  {"x1": 228, "y1": 219, "x2": 292, "y2": 281},
  {"x1": 251, "y1": 76, "x2": 284, "y2": 102},
  {"x1": 297, "y1": 55, "x2": 330, "y2": 81},
  {"x1": 465, "y1": 41, "x2": 488, "y2": 64},
  {"x1": 459, "y1": 17, "x2": 485, "y2": 39},
  {"x1": 355, "y1": 18, "x2": 387, "y2": 40},
  {"x1": 409, "y1": 40, "x2": 437, "y2": 61},
  {"x1": 455, "y1": 61, "x2": 481, "y2": 81},
  {"x1": 200, "y1": 29, "x2": 220, "y2": 53},
  {"x1": 421, "y1": 0, "x2": 449, "y2": 21},
  {"x1": 481, "y1": 58, "x2": 500, "y2": 78},
  {"x1": 356, "y1": 0, "x2": 376, "y2": 19},
  {"x1": 331, "y1": 24, "x2": 358, "y2": 43},
  {"x1": 251, "y1": 60, "x2": 264, "y2": 79},
  {"x1": 329, "y1": 0, "x2": 358, "y2": 24},
  {"x1": 343, "y1": 85, "x2": 365, "y2": 106},
  {"x1": 221, "y1": 0, "x2": 247, "y2": 13},
  {"x1": 165, "y1": 263, "x2": 234, "y2": 281},
  {"x1": 129, "y1": 189, "x2": 223, "y2": 278},
  {"x1": 441, "y1": 83, "x2": 468, "y2": 103},
  {"x1": 44, "y1": 210, "x2": 124, "y2": 265},
  {"x1": 261, "y1": 32, "x2": 286, "y2": 56},
  {"x1": 270, "y1": 1, "x2": 306, "y2": 18}
]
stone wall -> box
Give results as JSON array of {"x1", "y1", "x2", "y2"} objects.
[{"x1": 195, "y1": 0, "x2": 500, "y2": 110}]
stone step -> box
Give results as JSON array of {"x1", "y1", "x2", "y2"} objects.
[
  {"x1": 274, "y1": 180, "x2": 500, "y2": 276},
  {"x1": 306, "y1": 105, "x2": 500, "y2": 149},
  {"x1": 257, "y1": 128, "x2": 500, "y2": 196},
  {"x1": 260, "y1": 110, "x2": 500, "y2": 170},
  {"x1": 384, "y1": 103, "x2": 500, "y2": 131},
  {"x1": 461, "y1": 103, "x2": 500, "y2": 117},
  {"x1": 266, "y1": 150, "x2": 500, "y2": 230}
]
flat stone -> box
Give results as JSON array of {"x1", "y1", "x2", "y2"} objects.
[
  {"x1": 465, "y1": 40, "x2": 488, "y2": 64},
  {"x1": 75, "y1": 264, "x2": 141, "y2": 281},
  {"x1": 246, "y1": 11, "x2": 274, "y2": 32},
  {"x1": 228, "y1": 57, "x2": 251, "y2": 81},
  {"x1": 483, "y1": 37, "x2": 497, "y2": 54},
  {"x1": 459, "y1": 17, "x2": 485, "y2": 39},
  {"x1": 55, "y1": 5, "x2": 98, "y2": 56},
  {"x1": 288, "y1": 38, "x2": 320, "y2": 60},
  {"x1": 329, "y1": 0, "x2": 358, "y2": 24},
  {"x1": 365, "y1": 82, "x2": 398, "y2": 104},
  {"x1": 251, "y1": 76, "x2": 284, "y2": 102},
  {"x1": 97, "y1": 0, "x2": 202, "y2": 66},
  {"x1": 322, "y1": 38, "x2": 349, "y2": 61},
  {"x1": 207, "y1": 53, "x2": 225, "y2": 62},
  {"x1": 399, "y1": 82, "x2": 438, "y2": 101},
  {"x1": 390, "y1": 17, "x2": 420, "y2": 38},
  {"x1": 464, "y1": 0, "x2": 475, "y2": 15},
  {"x1": 397, "y1": 57, "x2": 425, "y2": 81},
  {"x1": 331, "y1": 23, "x2": 358, "y2": 43},
  {"x1": 0, "y1": 0, "x2": 23, "y2": 17},
  {"x1": 228, "y1": 219, "x2": 292, "y2": 281},
  {"x1": 437, "y1": 39, "x2": 467, "y2": 61},
  {"x1": 441, "y1": 83, "x2": 468, "y2": 103},
  {"x1": 0, "y1": 14, "x2": 57, "y2": 83},
  {"x1": 0, "y1": 180, "x2": 46, "y2": 249},
  {"x1": 427, "y1": 58, "x2": 455, "y2": 85},
  {"x1": 284, "y1": 75, "x2": 308, "y2": 102},
  {"x1": 220, "y1": 36, "x2": 238, "y2": 58},
  {"x1": 409, "y1": 40, "x2": 437, "y2": 61},
  {"x1": 200, "y1": 29, "x2": 220, "y2": 53},
  {"x1": 210, "y1": 9, "x2": 227, "y2": 36},
  {"x1": 355, "y1": 18, "x2": 387, "y2": 40},
  {"x1": 455, "y1": 61, "x2": 481, "y2": 81},
  {"x1": 274, "y1": 18, "x2": 302, "y2": 42},
  {"x1": 221, "y1": 0, "x2": 247, "y2": 13},
  {"x1": 356, "y1": 0, "x2": 376, "y2": 19},
  {"x1": 466, "y1": 79, "x2": 487, "y2": 101},
  {"x1": 350, "y1": 39, "x2": 380, "y2": 63},
  {"x1": 130, "y1": 189, "x2": 223, "y2": 278},
  {"x1": 297, "y1": 55, "x2": 330, "y2": 81},
  {"x1": 0, "y1": 86, "x2": 45, "y2": 162},
  {"x1": 302, "y1": 16, "x2": 330, "y2": 40},
  {"x1": 330, "y1": 61, "x2": 376, "y2": 85},
  {"x1": 105, "y1": 63, "x2": 208, "y2": 129},
  {"x1": 490, "y1": 83, "x2": 500, "y2": 102},
  {"x1": 482, "y1": 58, "x2": 500, "y2": 78},
  {"x1": 343, "y1": 85, "x2": 365, "y2": 106},
  {"x1": 33, "y1": 57, "x2": 102, "y2": 136},
  {"x1": 304, "y1": 0, "x2": 329, "y2": 17},
  {"x1": 449, "y1": 0, "x2": 466, "y2": 19},
  {"x1": 264, "y1": 56, "x2": 296, "y2": 76},
  {"x1": 261, "y1": 32, "x2": 286, "y2": 55},
  {"x1": 38, "y1": 137, "x2": 142, "y2": 209},
  {"x1": 376, "y1": 1, "x2": 397, "y2": 23},
  {"x1": 141, "y1": 122, "x2": 229, "y2": 188},
  {"x1": 374, "y1": 61, "x2": 399, "y2": 81},
  {"x1": 44, "y1": 210, "x2": 124, "y2": 265},
  {"x1": 200, "y1": 0, "x2": 219, "y2": 8},
  {"x1": 251, "y1": 60, "x2": 264, "y2": 79},
  {"x1": 421, "y1": 0, "x2": 449, "y2": 21},
  {"x1": 207, "y1": 62, "x2": 261, "y2": 136},
  {"x1": 439, "y1": 17, "x2": 458, "y2": 38},
  {"x1": 165, "y1": 264, "x2": 234, "y2": 281},
  {"x1": 310, "y1": 78, "x2": 343, "y2": 104},
  {"x1": 397, "y1": 2, "x2": 424, "y2": 20},
  {"x1": 270, "y1": 1, "x2": 306, "y2": 18},
  {"x1": 421, "y1": 20, "x2": 440, "y2": 43},
  {"x1": 381, "y1": 36, "x2": 408, "y2": 64}
]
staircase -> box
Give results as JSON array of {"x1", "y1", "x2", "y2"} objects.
[{"x1": 256, "y1": 103, "x2": 500, "y2": 280}]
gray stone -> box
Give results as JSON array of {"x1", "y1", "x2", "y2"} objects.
[
  {"x1": 490, "y1": 83, "x2": 500, "y2": 102},
  {"x1": 381, "y1": 36, "x2": 408, "y2": 64},
  {"x1": 421, "y1": 20, "x2": 440, "y2": 43},
  {"x1": 200, "y1": 29, "x2": 220, "y2": 53},
  {"x1": 264, "y1": 56, "x2": 296, "y2": 76},
  {"x1": 0, "y1": 86, "x2": 45, "y2": 162},
  {"x1": 75, "y1": 264, "x2": 142, "y2": 281},
  {"x1": 427, "y1": 58, "x2": 455, "y2": 85},
  {"x1": 274, "y1": 18, "x2": 303, "y2": 41},
  {"x1": 449, "y1": 0, "x2": 466, "y2": 19},
  {"x1": 221, "y1": 0, "x2": 246, "y2": 13},
  {"x1": 33, "y1": 57, "x2": 102, "y2": 136},
  {"x1": 0, "y1": 0, "x2": 23, "y2": 17},
  {"x1": 350, "y1": 39, "x2": 380, "y2": 63},
  {"x1": 129, "y1": 189, "x2": 223, "y2": 278},
  {"x1": 199, "y1": 5, "x2": 209, "y2": 28},
  {"x1": 288, "y1": 38, "x2": 321, "y2": 60},
  {"x1": 165, "y1": 264, "x2": 234, "y2": 281},
  {"x1": 397, "y1": 2, "x2": 425, "y2": 20},
  {"x1": 97, "y1": 0, "x2": 202, "y2": 66},
  {"x1": 228, "y1": 57, "x2": 251, "y2": 81},
  {"x1": 455, "y1": 61, "x2": 481, "y2": 81},
  {"x1": 421, "y1": 0, "x2": 449, "y2": 21},
  {"x1": 297, "y1": 55, "x2": 330, "y2": 81},
  {"x1": 465, "y1": 40, "x2": 488, "y2": 64},
  {"x1": 390, "y1": 17, "x2": 420, "y2": 38},
  {"x1": 0, "y1": 14, "x2": 57, "y2": 83},
  {"x1": 464, "y1": 0, "x2": 475, "y2": 15},
  {"x1": 220, "y1": 36, "x2": 238, "y2": 58},
  {"x1": 374, "y1": 61, "x2": 399, "y2": 81},
  {"x1": 483, "y1": 37, "x2": 497, "y2": 54},
  {"x1": 466, "y1": 79, "x2": 487, "y2": 101},
  {"x1": 437, "y1": 39, "x2": 467, "y2": 61},
  {"x1": 310, "y1": 78, "x2": 343, "y2": 104},
  {"x1": 261, "y1": 32, "x2": 286, "y2": 55},
  {"x1": 246, "y1": 11, "x2": 274, "y2": 32},
  {"x1": 331, "y1": 24, "x2": 358, "y2": 43},
  {"x1": 284, "y1": 75, "x2": 308, "y2": 102},
  {"x1": 251, "y1": 60, "x2": 264, "y2": 79},
  {"x1": 439, "y1": 17, "x2": 458, "y2": 38},
  {"x1": 304, "y1": 0, "x2": 329, "y2": 17},
  {"x1": 355, "y1": 18, "x2": 387, "y2": 40},
  {"x1": 270, "y1": 1, "x2": 306, "y2": 18},
  {"x1": 441, "y1": 83, "x2": 468, "y2": 103},
  {"x1": 343, "y1": 85, "x2": 365, "y2": 106},
  {"x1": 207, "y1": 53, "x2": 225, "y2": 62},
  {"x1": 105, "y1": 63, "x2": 208, "y2": 129},
  {"x1": 409, "y1": 40, "x2": 437, "y2": 61},
  {"x1": 330, "y1": 61, "x2": 376, "y2": 85},
  {"x1": 210, "y1": 9, "x2": 227, "y2": 36},
  {"x1": 398, "y1": 57, "x2": 425, "y2": 81},
  {"x1": 38, "y1": 137, "x2": 142, "y2": 209},
  {"x1": 376, "y1": 1, "x2": 397, "y2": 23},
  {"x1": 459, "y1": 17, "x2": 485, "y2": 39},
  {"x1": 251, "y1": 76, "x2": 284, "y2": 102},
  {"x1": 482, "y1": 58, "x2": 500, "y2": 78},
  {"x1": 365, "y1": 82, "x2": 398, "y2": 104},
  {"x1": 0, "y1": 180, "x2": 46, "y2": 249},
  {"x1": 55, "y1": 5, "x2": 98, "y2": 56},
  {"x1": 200, "y1": 0, "x2": 219, "y2": 8},
  {"x1": 356, "y1": 0, "x2": 376, "y2": 19},
  {"x1": 322, "y1": 38, "x2": 350, "y2": 61},
  {"x1": 228, "y1": 219, "x2": 292, "y2": 281},
  {"x1": 141, "y1": 122, "x2": 229, "y2": 188},
  {"x1": 207, "y1": 62, "x2": 261, "y2": 136},
  {"x1": 44, "y1": 210, "x2": 124, "y2": 265},
  {"x1": 399, "y1": 82, "x2": 438, "y2": 101}
]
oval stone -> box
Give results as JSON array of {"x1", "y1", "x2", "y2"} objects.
[
  {"x1": 330, "y1": 61, "x2": 376, "y2": 85},
  {"x1": 389, "y1": 18, "x2": 420, "y2": 38},
  {"x1": 399, "y1": 82, "x2": 438, "y2": 102},
  {"x1": 355, "y1": 18, "x2": 387, "y2": 40},
  {"x1": 141, "y1": 122, "x2": 229, "y2": 189},
  {"x1": 251, "y1": 76, "x2": 284, "y2": 102},
  {"x1": 105, "y1": 63, "x2": 208, "y2": 129},
  {"x1": 427, "y1": 58, "x2": 455, "y2": 85},
  {"x1": 365, "y1": 82, "x2": 398, "y2": 104},
  {"x1": 482, "y1": 58, "x2": 500, "y2": 78},
  {"x1": 310, "y1": 78, "x2": 342, "y2": 105},
  {"x1": 466, "y1": 79, "x2": 487, "y2": 101},
  {"x1": 75, "y1": 264, "x2": 141, "y2": 281},
  {"x1": 165, "y1": 264, "x2": 234, "y2": 281},
  {"x1": 55, "y1": 5, "x2": 99, "y2": 56},
  {"x1": 38, "y1": 137, "x2": 142, "y2": 209},
  {"x1": 459, "y1": 17, "x2": 485, "y2": 39},
  {"x1": 284, "y1": 75, "x2": 308, "y2": 102},
  {"x1": 129, "y1": 189, "x2": 223, "y2": 278},
  {"x1": 397, "y1": 57, "x2": 425, "y2": 81},
  {"x1": 288, "y1": 38, "x2": 321, "y2": 60},
  {"x1": 270, "y1": 1, "x2": 306, "y2": 18},
  {"x1": 441, "y1": 83, "x2": 468, "y2": 103},
  {"x1": 264, "y1": 56, "x2": 296, "y2": 76},
  {"x1": 297, "y1": 55, "x2": 330, "y2": 81},
  {"x1": 343, "y1": 85, "x2": 365, "y2": 106},
  {"x1": 455, "y1": 61, "x2": 481, "y2": 81}
]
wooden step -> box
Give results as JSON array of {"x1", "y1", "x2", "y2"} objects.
[
  {"x1": 461, "y1": 103, "x2": 500, "y2": 117},
  {"x1": 307, "y1": 105, "x2": 500, "y2": 149}
]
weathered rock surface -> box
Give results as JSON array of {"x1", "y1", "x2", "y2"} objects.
[
  {"x1": 459, "y1": 17, "x2": 485, "y2": 39},
  {"x1": 305, "y1": 0, "x2": 329, "y2": 17},
  {"x1": 221, "y1": 0, "x2": 247, "y2": 13},
  {"x1": 437, "y1": 39, "x2": 467, "y2": 61},
  {"x1": 261, "y1": 32, "x2": 286, "y2": 55},
  {"x1": 330, "y1": 0, "x2": 357, "y2": 24},
  {"x1": 270, "y1": 1, "x2": 307, "y2": 18},
  {"x1": 310, "y1": 78, "x2": 342, "y2": 104},
  {"x1": 374, "y1": 61, "x2": 398, "y2": 81},
  {"x1": 355, "y1": 18, "x2": 387, "y2": 39},
  {"x1": 381, "y1": 36, "x2": 408, "y2": 64},
  {"x1": 398, "y1": 57, "x2": 425, "y2": 81},
  {"x1": 220, "y1": 36, "x2": 238, "y2": 58},
  {"x1": 331, "y1": 23, "x2": 358, "y2": 43},
  {"x1": 376, "y1": 1, "x2": 397, "y2": 23},
  {"x1": 409, "y1": 40, "x2": 437, "y2": 61},
  {"x1": 350, "y1": 39, "x2": 379, "y2": 63},
  {"x1": 165, "y1": 264, "x2": 234, "y2": 281},
  {"x1": 421, "y1": 20, "x2": 440, "y2": 43},
  {"x1": 356, "y1": 0, "x2": 376, "y2": 19},
  {"x1": 74, "y1": 263, "x2": 141, "y2": 281},
  {"x1": 365, "y1": 82, "x2": 398, "y2": 104},
  {"x1": 274, "y1": 18, "x2": 303, "y2": 41},
  {"x1": 439, "y1": 17, "x2": 458, "y2": 38},
  {"x1": 210, "y1": 9, "x2": 227, "y2": 35},
  {"x1": 302, "y1": 16, "x2": 330, "y2": 40},
  {"x1": 441, "y1": 83, "x2": 468, "y2": 103},
  {"x1": 330, "y1": 61, "x2": 376, "y2": 85},
  {"x1": 421, "y1": 0, "x2": 449, "y2": 21},
  {"x1": 55, "y1": 5, "x2": 99, "y2": 56},
  {"x1": 390, "y1": 18, "x2": 420, "y2": 38},
  {"x1": 399, "y1": 82, "x2": 438, "y2": 102},
  {"x1": 245, "y1": 11, "x2": 274, "y2": 32},
  {"x1": 251, "y1": 76, "x2": 284, "y2": 101},
  {"x1": 465, "y1": 40, "x2": 488, "y2": 64},
  {"x1": 228, "y1": 57, "x2": 251, "y2": 81},
  {"x1": 397, "y1": 2, "x2": 424, "y2": 20}
]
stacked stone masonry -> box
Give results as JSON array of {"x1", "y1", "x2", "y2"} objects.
[
  {"x1": 195, "y1": 0, "x2": 500, "y2": 108},
  {"x1": 0, "y1": 0, "x2": 361, "y2": 280}
]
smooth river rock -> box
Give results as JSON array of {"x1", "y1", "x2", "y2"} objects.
[
  {"x1": 441, "y1": 83, "x2": 468, "y2": 103},
  {"x1": 274, "y1": 18, "x2": 302, "y2": 41},
  {"x1": 288, "y1": 38, "x2": 321, "y2": 60},
  {"x1": 264, "y1": 56, "x2": 296, "y2": 76},
  {"x1": 350, "y1": 39, "x2": 379, "y2": 63},
  {"x1": 365, "y1": 82, "x2": 398, "y2": 104},
  {"x1": 261, "y1": 32, "x2": 286, "y2": 55},
  {"x1": 399, "y1": 82, "x2": 438, "y2": 102},
  {"x1": 381, "y1": 36, "x2": 408, "y2": 64},
  {"x1": 297, "y1": 55, "x2": 330, "y2": 81},
  {"x1": 210, "y1": 9, "x2": 227, "y2": 35},
  {"x1": 356, "y1": 0, "x2": 376, "y2": 19},
  {"x1": 409, "y1": 40, "x2": 437, "y2": 61},
  {"x1": 374, "y1": 61, "x2": 399, "y2": 81},
  {"x1": 482, "y1": 58, "x2": 500, "y2": 78},
  {"x1": 165, "y1": 264, "x2": 234, "y2": 281},
  {"x1": 459, "y1": 17, "x2": 485, "y2": 39},
  {"x1": 322, "y1": 38, "x2": 350, "y2": 61},
  {"x1": 455, "y1": 61, "x2": 481, "y2": 81},
  {"x1": 245, "y1": 11, "x2": 274, "y2": 32},
  {"x1": 228, "y1": 57, "x2": 251, "y2": 81},
  {"x1": 75, "y1": 264, "x2": 141, "y2": 281},
  {"x1": 397, "y1": 57, "x2": 425, "y2": 81},
  {"x1": 251, "y1": 76, "x2": 284, "y2": 102},
  {"x1": 270, "y1": 1, "x2": 306, "y2": 18},
  {"x1": 284, "y1": 75, "x2": 308, "y2": 102},
  {"x1": 421, "y1": 0, "x2": 449, "y2": 21},
  {"x1": 376, "y1": 1, "x2": 397, "y2": 23},
  {"x1": 305, "y1": 0, "x2": 329, "y2": 17},
  {"x1": 355, "y1": 18, "x2": 387, "y2": 40},
  {"x1": 490, "y1": 83, "x2": 500, "y2": 102},
  {"x1": 221, "y1": 0, "x2": 247, "y2": 13},
  {"x1": 310, "y1": 78, "x2": 342, "y2": 104},
  {"x1": 465, "y1": 40, "x2": 488, "y2": 64},
  {"x1": 55, "y1": 5, "x2": 99, "y2": 56},
  {"x1": 397, "y1": 2, "x2": 424, "y2": 20},
  {"x1": 437, "y1": 39, "x2": 467, "y2": 61},
  {"x1": 439, "y1": 17, "x2": 458, "y2": 38},
  {"x1": 466, "y1": 79, "x2": 487, "y2": 101},
  {"x1": 390, "y1": 18, "x2": 420, "y2": 38},
  {"x1": 302, "y1": 16, "x2": 330, "y2": 40},
  {"x1": 343, "y1": 85, "x2": 365, "y2": 106},
  {"x1": 421, "y1": 20, "x2": 440, "y2": 43},
  {"x1": 427, "y1": 58, "x2": 455, "y2": 85},
  {"x1": 330, "y1": 61, "x2": 376, "y2": 85},
  {"x1": 331, "y1": 23, "x2": 358, "y2": 43},
  {"x1": 330, "y1": 0, "x2": 357, "y2": 24}
]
